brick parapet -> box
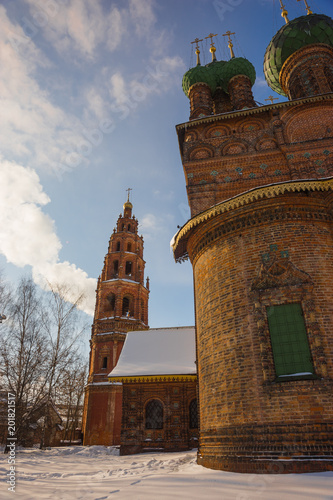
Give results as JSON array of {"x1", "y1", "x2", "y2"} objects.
[{"x1": 177, "y1": 95, "x2": 333, "y2": 216}]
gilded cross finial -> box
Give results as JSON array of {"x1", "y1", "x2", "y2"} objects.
[
  {"x1": 126, "y1": 187, "x2": 132, "y2": 202},
  {"x1": 223, "y1": 31, "x2": 236, "y2": 59},
  {"x1": 279, "y1": 0, "x2": 289, "y2": 23},
  {"x1": 205, "y1": 33, "x2": 218, "y2": 61},
  {"x1": 191, "y1": 37, "x2": 203, "y2": 65},
  {"x1": 297, "y1": 0, "x2": 313, "y2": 15},
  {"x1": 265, "y1": 95, "x2": 279, "y2": 104}
]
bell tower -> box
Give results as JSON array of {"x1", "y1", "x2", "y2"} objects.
[{"x1": 82, "y1": 193, "x2": 149, "y2": 445}]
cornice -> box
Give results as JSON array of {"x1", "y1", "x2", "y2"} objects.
[
  {"x1": 109, "y1": 374, "x2": 197, "y2": 383},
  {"x1": 172, "y1": 178, "x2": 333, "y2": 262},
  {"x1": 176, "y1": 92, "x2": 333, "y2": 133}
]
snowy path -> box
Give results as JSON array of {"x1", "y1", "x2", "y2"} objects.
[{"x1": 1, "y1": 446, "x2": 333, "y2": 500}]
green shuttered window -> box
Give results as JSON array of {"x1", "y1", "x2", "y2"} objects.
[{"x1": 266, "y1": 303, "x2": 314, "y2": 379}]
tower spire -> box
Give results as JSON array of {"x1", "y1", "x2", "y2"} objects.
[
  {"x1": 222, "y1": 31, "x2": 236, "y2": 59},
  {"x1": 205, "y1": 33, "x2": 218, "y2": 62},
  {"x1": 297, "y1": 0, "x2": 313, "y2": 15},
  {"x1": 279, "y1": 0, "x2": 289, "y2": 23},
  {"x1": 191, "y1": 37, "x2": 203, "y2": 66}
]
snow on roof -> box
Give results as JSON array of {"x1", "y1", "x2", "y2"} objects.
[{"x1": 109, "y1": 326, "x2": 196, "y2": 377}]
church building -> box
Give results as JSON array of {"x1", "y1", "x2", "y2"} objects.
[
  {"x1": 82, "y1": 198, "x2": 198, "y2": 452},
  {"x1": 172, "y1": 3, "x2": 333, "y2": 473}
]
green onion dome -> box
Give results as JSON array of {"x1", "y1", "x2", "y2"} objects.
[
  {"x1": 220, "y1": 57, "x2": 256, "y2": 93},
  {"x1": 182, "y1": 64, "x2": 217, "y2": 97},
  {"x1": 264, "y1": 14, "x2": 333, "y2": 96},
  {"x1": 206, "y1": 60, "x2": 228, "y2": 90}
]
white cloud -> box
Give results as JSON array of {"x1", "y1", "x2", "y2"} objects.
[
  {"x1": 129, "y1": 0, "x2": 156, "y2": 37},
  {"x1": 0, "y1": 160, "x2": 96, "y2": 315},
  {"x1": 23, "y1": 0, "x2": 125, "y2": 58}
]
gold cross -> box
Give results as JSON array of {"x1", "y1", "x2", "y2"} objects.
[
  {"x1": 191, "y1": 37, "x2": 203, "y2": 65},
  {"x1": 223, "y1": 31, "x2": 236, "y2": 58},
  {"x1": 191, "y1": 37, "x2": 203, "y2": 50},
  {"x1": 297, "y1": 0, "x2": 313, "y2": 15},
  {"x1": 126, "y1": 188, "x2": 132, "y2": 201},
  {"x1": 204, "y1": 33, "x2": 218, "y2": 47},
  {"x1": 265, "y1": 95, "x2": 279, "y2": 104},
  {"x1": 205, "y1": 33, "x2": 218, "y2": 61}
]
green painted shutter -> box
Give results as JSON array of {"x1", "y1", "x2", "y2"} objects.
[{"x1": 266, "y1": 303, "x2": 314, "y2": 377}]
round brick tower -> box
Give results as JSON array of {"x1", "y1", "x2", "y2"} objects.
[
  {"x1": 82, "y1": 195, "x2": 149, "y2": 445},
  {"x1": 173, "y1": 15, "x2": 333, "y2": 473}
]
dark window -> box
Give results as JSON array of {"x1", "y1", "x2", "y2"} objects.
[
  {"x1": 128, "y1": 224, "x2": 131, "y2": 231},
  {"x1": 122, "y1": 296, "x2": 130, "y2": 316},
  {"x1": 107, "y1": 294, "x2": 115, "y2": 311},
  {"x1": 102, "y1": 357, "x2": 107, "y2": 369},
  {"x1": 113, "y1": 260, "x2": 119, "y2": 275},
  {"x1": 141, "y1": 299, "x2": 145, "y2": 322},
  {"x1": 145, "y1": 400, "x2": 163, "y2": 429},
  {"x1": 189, "y1": 399, "x2": 198, "y2": 429},
  {"x1": 116, "y1": 241, "x2": 121, "y2": 251},
  {"x1": 127, "y1": 243, "x2": 132, "y2": 252},
  {"x1": 125, "y1": 261, "x2": 132, "y2": 275},
  {"x1": 266, "y1": 303, "x2": 314, "y2": 379}
]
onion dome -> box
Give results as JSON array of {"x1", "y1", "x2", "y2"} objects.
[
  {"x1": 206, "y1": 60, "x2": 228, "y2": 91},
  {"x1": 123, "y1": 200, "x2": 132, "y2": 210},
  {"x1": 264, "y1": 14, "x2": 333, "y2": 95},
  {"x1": 182, "y1": 64, "x2": 217, "y2": 97},
  {"x1": 220, "y1": 57, "x2": 256, "y2": 93}
]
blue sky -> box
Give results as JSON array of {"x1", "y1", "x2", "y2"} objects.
[{"x1": 0, "y1": 0, "x2": 332, "y2": 334}]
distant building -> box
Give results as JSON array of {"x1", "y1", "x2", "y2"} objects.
[
  {"x1": 109, "y1": 327, "x2": 197, "y2": 455},
  {"x1": 82, "y1": 199, "x2": 198, "y2": 452}
]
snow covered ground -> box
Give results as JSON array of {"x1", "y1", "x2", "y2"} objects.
[{"x1": 1, "y1": 446, "x2": 333, "y2": 500}]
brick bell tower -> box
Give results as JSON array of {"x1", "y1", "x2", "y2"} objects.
[
  {"x1": 173, "y1": 8, "x2": 333, "y2": 474},
  {"x1": 82, "y1": 192, "x2": 149, "y2": 445}
]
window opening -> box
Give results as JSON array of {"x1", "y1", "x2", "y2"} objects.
[
  {"x1": 145, "y1": 400, "x2": 163, "y2": 429},
  {"x1": 266, "y1": 303, "x2": 314, "y2": 379},
  {"x1": 189, "y1": 399, "x2": 198, "y2": 429},
  {"x1": 102, "y1": 357, "x2": 107, "y2": 369},
  {"x1": 116, "y1": 241, "x2": 121, "y2": 251},
  {"x1": 113, "y1": 260, "x2": 119, "y2": 276},
  {"x1": 107, "y1": 294, "x2": 115, "y2": 311},
  {"x1": 125, "y1": 261, "x2": 132, "y2": 275},
  {"x1": 127, "y1": 243, "x2": 132, "y2": 252}
]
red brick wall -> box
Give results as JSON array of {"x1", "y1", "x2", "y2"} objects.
[{"x1": 187, "y1": 193, "x2": 333, "y2": 472}]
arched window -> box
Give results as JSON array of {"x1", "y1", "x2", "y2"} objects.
[
  {"x1": 122, "y1": 295, "x2": 134, "y2": 317},
  {"x1": 107, "y1": 293, "x2": 116, "y2": 311},
  {"x1": 116, "y1": 241, "x2": 121, "y2": 251},
  {"x1": 102, "y1": 357, "x2": 108, "y2": 369},
  {"x1": 125, "y1": 261, "x2": 132, "y2": 276},
  {"x1": 189, "y1": 399, "x2": 198, "y2": 429},
  {"x1": 145, "y1": 400, "x2": 163, "y2": 429},
  {"x1": 127, "y1": 242, "x2": 132, "y2": 252},
  {"x1": 141, "y1": 299, "x2": 145, "y2": 322},
  {"x1": 128, "y1": 224, "x2": 131, "y2": 232},
  {"x1": 113, "y1": 260, "x2": 119, "y2": 276}
]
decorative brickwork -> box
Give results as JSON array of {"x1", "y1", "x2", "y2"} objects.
[
  {"x1": 189, "y1": 82, "x2": 214, "y2": 120},
  {"x1": 173, "y1": 34, "x2": 333, "y2": 472},
  {"x1": 119, "y1": 380, "x2": 198, "y2": 455},
  {"x1": 227, "y1": 74, "x2": 257, "y2": 110},
  {"x1": 280, "y1": 44, "x2": 333, "y2": 99}
]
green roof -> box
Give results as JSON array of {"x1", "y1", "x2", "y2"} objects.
[
  {"x1": 220, "y1": 57, "x2": 256, "y2": 93},
  {"x1": 182, "y1": 57, "x2": 255, "y2": 98},
  {"x1": 182, "y1": 64, "x2": 217, "y2": 97},
  {"x1": 264, "y1": 14, "x2": 333, "y2": 95}
]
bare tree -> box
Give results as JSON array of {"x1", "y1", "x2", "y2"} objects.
[
  {"x1": 39, "y1": 282, "x2": 87, "y2": 448},
  {"x1": 1, "y1": 277, "x2": 89, "y2": 452},
  {"x1": 0, "y1": 277, "x2": 49, "y2": 450},
  {"x1": 58, "y1": 362, "x2": 87, "y2": 444}
]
